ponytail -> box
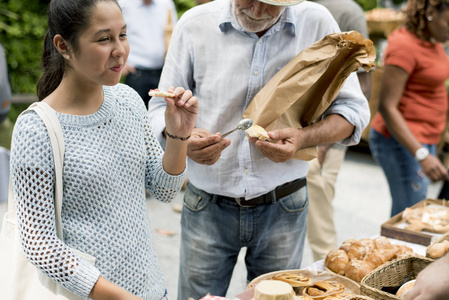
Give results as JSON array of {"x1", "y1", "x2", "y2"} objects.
[{"x1": 36, "y1": 30, "x2": 65, "y2": 101}]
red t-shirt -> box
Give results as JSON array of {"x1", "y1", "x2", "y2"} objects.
[{"x1": 371, "y1": 27, "x2": 449, "y2": 144}]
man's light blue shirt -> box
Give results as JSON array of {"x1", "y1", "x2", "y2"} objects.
[{"x1": 148, "y1": 0, "x2": 370, "y2": 199}]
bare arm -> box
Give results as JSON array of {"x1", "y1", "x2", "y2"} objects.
[{"x1": 378, "y1": 65, "x2": 449, "y2": 181}]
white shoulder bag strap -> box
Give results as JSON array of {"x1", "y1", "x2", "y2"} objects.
[{"x1": 8, "y1": 102, "x2": 65, "y2": 239}]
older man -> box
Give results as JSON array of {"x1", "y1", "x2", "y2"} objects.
[{"x1": 148, "y1": 0, "x2": 370, "y2": 299}]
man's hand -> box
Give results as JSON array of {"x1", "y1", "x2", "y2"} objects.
[
  {"x1": 187, "y1": 128, "x2": 231, "y2": 165},
  {"x1": 404, "y1": 254, "x2": 449, "y2": 300},
  {"x1": 248, "y1": 128, "x2": 302, "y2": 163}
]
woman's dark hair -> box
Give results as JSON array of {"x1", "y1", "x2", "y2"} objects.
[
  {"x1": 405, "y1": 0, "x2": 449, "y2": 41},
  {"x1": 36, "y1": 0, "x2": 119, "y2": 100}
]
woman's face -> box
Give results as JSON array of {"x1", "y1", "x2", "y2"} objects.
[
  {"x1": 69, "y1": 1, "x2": 129, "y2": 87},
  {"x1": 428, "y1": 9, "x2": 449, "y2": 43}
]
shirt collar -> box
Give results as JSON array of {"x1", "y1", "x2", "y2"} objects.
[{"x1": 218, "y1": 0, "x2": 296, "y2": 37}]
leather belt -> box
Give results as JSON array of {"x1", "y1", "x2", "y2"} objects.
[{"x1": 219, "y1": 178, "x2": 306, "y2": 207}]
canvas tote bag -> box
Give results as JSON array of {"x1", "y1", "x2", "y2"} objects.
[{"x1": 0, "y1": 102, "x2": 94, "y2": 300}]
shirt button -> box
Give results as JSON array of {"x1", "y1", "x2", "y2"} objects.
[
  {"x1": 254, "y1": 70, "x2": 259, "y2": 76},
  {"x1": 244, "y1": 136, "x2": 248, "y2": 141},
  {"x1": 198, "y1": 196, "x2": 202, "y2": 200},
  {"x1": 259, "y1": 39, "x2": 263, "y2": 44},
  {"x1": 244, "y1": 169, "x2": 249, "y2": 174}
]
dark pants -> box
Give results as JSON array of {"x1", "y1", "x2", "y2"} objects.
[{"x1": 125, "y1": 68, "x2": 162, "y2": 108}]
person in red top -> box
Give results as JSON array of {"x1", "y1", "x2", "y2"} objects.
[{"x1": 369, "y1": 0, "x2": 449, "y2": 217}]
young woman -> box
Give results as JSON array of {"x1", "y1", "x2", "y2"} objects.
[
  {"x1": 10, "y1": 0, "x2": 198, "y2": 299},
  {"x1": 369, "y1": 0, "x2": 449, "y2": 217}
]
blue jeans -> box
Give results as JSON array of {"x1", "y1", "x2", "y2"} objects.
[
  {"x1": 369, "y1": 129, "x2": 434, "y2": 217},
  {"x1": 178, "y1": 181, "x2": 309, "y2": 300}
]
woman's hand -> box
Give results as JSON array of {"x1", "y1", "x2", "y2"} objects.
[
  {"x1": 163, "y1": 86, "x2": 198, "y2": 140},
  {"x1": 420, "y1": 154, "x2": 449, "y2": 182}
]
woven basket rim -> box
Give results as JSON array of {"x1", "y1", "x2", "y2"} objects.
[{"x1": 360, "y1": 256, "x2": 433, "y2": 300}]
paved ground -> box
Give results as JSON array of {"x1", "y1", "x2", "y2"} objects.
[{"x1": 0, "y1": 147, "x2": 443, "y2": 299}]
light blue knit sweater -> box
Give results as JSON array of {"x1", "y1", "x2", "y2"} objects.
[{"x1": 10, "y1": 84, "x2": 186, "y2": 299}]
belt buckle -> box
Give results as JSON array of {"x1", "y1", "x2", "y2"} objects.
[{"x1": 234, "y1": 197, "x2": 255, "y2": 207}]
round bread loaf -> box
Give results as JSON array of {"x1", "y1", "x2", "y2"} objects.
[
  {"x1": 396, "y1": 280, "x2": 416, "y2": 298},
  {"x1": 254, "y1": 280, "x2": 294, "y2": 300}
]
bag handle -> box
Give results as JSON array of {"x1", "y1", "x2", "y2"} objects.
[{"x1": 8, "y1": 102, "x2": 65, "y2": 240}]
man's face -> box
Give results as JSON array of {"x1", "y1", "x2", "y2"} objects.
[{"x1": 233, "y1": 0, "x2": 285, "y2": 34}]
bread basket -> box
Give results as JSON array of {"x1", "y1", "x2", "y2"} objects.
[{"x1": 360, "y1": 256, "x2": 433, "y2": 300}]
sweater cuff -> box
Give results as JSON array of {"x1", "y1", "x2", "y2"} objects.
[{"x1": 65, "y1": 259, "x2": 101, "y2": 298}]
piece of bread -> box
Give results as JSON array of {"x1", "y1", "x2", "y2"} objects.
[
  {"x1": 427, "y1": 242, "x2": 449, "y2": 258},
  {"x1": 396, "y1": 280, "x2": 416, "y2": 298},
  {"x1": 254, "y1": 280, "x2": 294, "y2": 300},
  {"x1": 344, "y1": 259, "x2": 373, "y2": 283},
  {"x1": 325, "y1": 249, "x2": 349, "y2": 276},
  {"x1": 339, "y1": 238, "x2": 356, "y2": 253},
  {"x1": 246, "y1": 125, "x2": 269, "y2": 141},
  {"x1": 148, "y1": 89, "x2": 176, "y2": 98}
]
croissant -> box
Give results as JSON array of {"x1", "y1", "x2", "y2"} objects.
[
  {"x1": 344, "y1": 259, "x2": 373, "y2": 283},
  {"x1": 359, "y1": 239, "x2": 376, "y2": 253},
  {"x1": 325, "y1": 249, "x2": 349, "y2": 276},
  {"x1": 364, "y1": 249, "x2": 395, "y2": 269},
  {"x1": 347, "y1": 241, "x2": 369, "y2": 261},
  {"x1": 394, "y1": 244, "x2": 414, "y2": 259},
  {"x1": 339, "y1": 238, "x2": 356, "y2": 253},
  {"x1": 373, "y1": 236, "x2": 393, "y2": 250}
]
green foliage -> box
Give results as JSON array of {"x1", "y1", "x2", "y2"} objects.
[
  {"x1": 174, "y1": 0, "x2": 197, "y2": 18},
  {"x1": 0, "y1": 0, "x2": 49, "y2": 94},
  {"x1": 354, "y1": 0, "x2": 377, "y2": 11}
]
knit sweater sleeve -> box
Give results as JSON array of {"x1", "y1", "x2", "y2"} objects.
[
  {"x1": 114, "y1": 83, "x2": 187, "y2": 202},
  {"x1": 10, "y1": 112, "x2": 100, "y2": 298}
]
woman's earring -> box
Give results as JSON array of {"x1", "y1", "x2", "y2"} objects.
[
  {"x1": 428, "y1": 16, "x2": 433, "y2": 21},
  {"x1": 65, "y1": 55, "x2": 70, "y2": 59}
]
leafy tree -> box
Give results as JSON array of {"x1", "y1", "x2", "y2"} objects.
[
  {"x1": 354, "y1": 0, "x2": 377, "y2": 11},
  {"x1": 0, "y1": 0, "x2": 49, "y2": 94}
]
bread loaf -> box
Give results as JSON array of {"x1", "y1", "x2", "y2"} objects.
[{"x1": 325, "y1": 249, "x2": 349, "y2": 275}]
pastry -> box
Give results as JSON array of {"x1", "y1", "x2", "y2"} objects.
[
  {"x1": 148, "y1": 89, "x2": 176, "y2": 98},
  {"x1": 339, "y1": 238, "x2": 356, "y2": 253},
  {"x1": 246, "y1": 125, "x2": 270, "y2": 141},
  {"x1": 373, "y1": 236, "x2": 393, "y2": 250},
  {"x1": 302, "y1": 281, "x2": 345, "y2": 300},
  {"x1": 324, "y1": 249, "x2": 349, "y2": 275},
  {"x1": 364, "y1": 249, "x2": 395, "y2": 269},
  {"x1": 344, "y1": 259, "x2": 373, "y2": 283},
  {"x1": 347, "y1": 241, "x2": 369, "y2": 260},
  {"x1": 254, "y1": 280, "x2": 294, "y2": 300},
  {"x1": 271, "y1": 273, "x2": 312, "y2": 287}
]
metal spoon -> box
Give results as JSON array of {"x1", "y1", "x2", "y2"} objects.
[{"x1": 221, "y1": 119, "x2": 253, "y2": 138}]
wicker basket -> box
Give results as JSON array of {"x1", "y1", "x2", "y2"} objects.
[{"x1": 360, "y1": 256, "x2": 433, "y2": 300}]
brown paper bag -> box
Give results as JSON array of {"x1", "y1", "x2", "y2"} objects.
[{"x1": 242, "y1": 31, "x2": 376, "y2": 160}]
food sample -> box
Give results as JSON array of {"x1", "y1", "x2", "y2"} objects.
[
  {"x1": 301, "y1": 281, "x2": 345, "y2": 299},
  {"x1": 148, "y1": 89, "x2": 176, "y2": 98},
  {"x1": 246, "y1": 125, "x2": 270, "y2": 141},
  {"x1": 402, "y1": 206, "x2": 449, "y2": 234},
  {"x1": 254, "y1": 280, "x2": 294, "y2": 300}
]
